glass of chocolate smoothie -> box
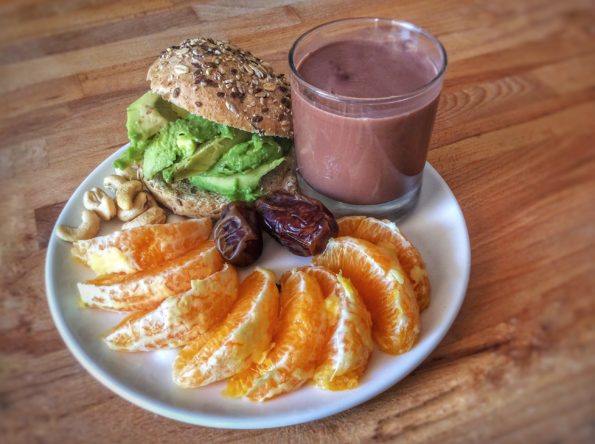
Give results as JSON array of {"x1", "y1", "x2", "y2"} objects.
[{"x1": 289, "y1": 18, "x2": 447, "y2": 218}]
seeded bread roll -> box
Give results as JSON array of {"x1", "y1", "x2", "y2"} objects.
[
  {"x1": 140, "y1": 37, "x2": 297, "y2": 218},
  {"x1": 148, "y1": 37, "x2": 293, "y2": 137},
  {"x1": 141, "y1": 153, "x2": 298, "y2": 219}
]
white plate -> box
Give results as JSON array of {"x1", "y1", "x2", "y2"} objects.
[{"x1": 45, "y1": 145, "x2": 470, "y2": 429}]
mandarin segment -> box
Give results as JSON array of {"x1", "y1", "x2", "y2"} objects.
[
  {"x1": 295, "y1": 266, "x2": 373, "y2": 391},
  {"x1": 313, "y1": 236, "x2": 420, "y2": 355},
  {"x1": 71, "y1": 218, "x2": 212, "y2": 275},
  {"x1": 78, "y1": 241, "x2": 224, "y2": 311},
  {"x1": 225, "y1": 270, "x2": 327, "y2": 401},
  {"x1": 104, "y1": 263, "x2": 239, "y2": 351},
  {"x1": 172, "y1": 268, "x2": 279, "y2": 388},
  {"x1": 338, "y1": 216, "x2": 431, "y2": 310}
]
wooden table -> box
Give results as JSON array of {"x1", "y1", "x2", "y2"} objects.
[{"x1": 1, "y1": 0, "x2": 594, "y2": 442}]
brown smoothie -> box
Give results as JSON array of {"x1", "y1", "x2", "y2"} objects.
[{"x1": 292, "y1": 39, "x2": 441, "y2": 205}]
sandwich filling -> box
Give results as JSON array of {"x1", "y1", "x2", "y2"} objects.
[{"x1": 115, "y1": 92, "x2": 291, "y2": 201}]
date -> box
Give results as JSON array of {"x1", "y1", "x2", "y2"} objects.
[
  {"x1": 255, "y1": 192, "x2": 338, "y2": 256},
  {"x1": 214, "y1": 202, "x2": 263, "y2": 266}
]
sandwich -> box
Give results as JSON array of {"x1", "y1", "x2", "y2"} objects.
[{"x1": 114, "y1": 37, "x2": 296, "y2": 218}]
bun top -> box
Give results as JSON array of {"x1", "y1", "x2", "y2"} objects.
[{"x1": 147, "y1": 37, "x2": 293, "y2": 138}]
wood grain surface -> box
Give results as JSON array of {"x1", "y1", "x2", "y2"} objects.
[{"x1": 1, "y1": 0, "x2": 594, "y2": 442}]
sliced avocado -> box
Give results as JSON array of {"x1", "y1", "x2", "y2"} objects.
[
  {"x1": 113, "y1": 143, "x2": 146, "y2": 170},
  {"x1": 210, "y1": 135, "x2": 284, "y2": 176},
  {"x1": 189, "y1": 157, "x2": 286, "y2": 201},
  {"x1": 172, "y1": 133, "x2": 251, "y2": 181},
  {"x1": 176, "y1": 133, "x2": 197, "y2": 157},
  {"x1": 143, "y1": 138, "x2": 177, "y2": 180},
  {"x1": 126, "y1": 92, "x2": 179, "y2": 143},
  {"x1": 162, "y1": 166, "x2": 175, "y2": 183}
]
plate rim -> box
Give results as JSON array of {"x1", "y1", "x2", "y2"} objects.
[{"x1": 45, "y1": 145, "x2": 471, "y2": 429}]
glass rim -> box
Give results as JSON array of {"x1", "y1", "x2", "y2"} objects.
[{"x1": 288, "y1": 17, "x2": 448, "y2": 104}]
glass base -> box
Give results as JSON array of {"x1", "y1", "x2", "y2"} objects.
[{"x1": 297, "y1": 172, "x2": 422, "y2": 221}]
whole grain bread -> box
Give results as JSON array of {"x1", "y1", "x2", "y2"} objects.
[
  {"x1": 147, "y1": 37, "x2": 292, "y2": 138},
  {"x1": 140, "y1": 37, "x2": 297, "y2": 218},
  {"x1": 141, "y1": 152, "x2": 298, "y2": 219}
]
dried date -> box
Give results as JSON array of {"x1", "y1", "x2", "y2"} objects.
[
  {"x1": 255, "y1": 192, "x2": 338, "y2": 256},
  {"x1": 214, "y1": 202, "x2": 263, "y2": 266}
]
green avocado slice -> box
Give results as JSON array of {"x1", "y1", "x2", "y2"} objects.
[
  {"x1": 188, "y1": 157, "x2": 285, "y2": 201},
  {"x1": 142, "y1": 115, "x2": 231, "y2": 180},
  {"x1": 116, "y1": 92, "x2": 184, "y2": 170},
  {"x1": 172, "y1": 132, "x2": 251, "y2": 181},
  {"x1": 209, "y1": 135, "x2": 284, "y2": 176},
  {"x1": 126, "y1": 92, "x2": 178, "y2": 143}
]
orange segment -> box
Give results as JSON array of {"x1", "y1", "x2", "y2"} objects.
[
  {"x1": 226, "y1": 270, "x2": 327, "y2": 401},
  {"x1": 295, "y1": 266, "x2": 373, "y2": 391},
  {"x1": 71, "y1": 218, "x2": 212, "y2": 275},
  {"x1": 104, "y1": 263, "x2": 239, "y2": 351},
  {"x1": 172, "y1": 268, "x2": 278, "y2": 388},
  {"x1": 78, "y1": 241, "x2": 223, "y2": 312},
  {"x1": 313, "y1": 236, "x2": 420, "y2": 355},
  {"x1": 338, "y1": 216, "x2": 431, "y2": 310}
]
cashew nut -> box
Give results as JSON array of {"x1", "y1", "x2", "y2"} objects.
[
  {"x1": 118, "y1": 191, "x2": 148, "y2": 221},
  {"x1": 145, "y1": 192, "x2": 159, "y2": 208},
  {"x1": 103, "y1": 175, "x2": 127, "y2": 193},
  {"x1": 115, "y1": 167, "x2": 139, "y2": 180},
  {"x1": 122, "y1": 207, "x2": 167, "y2": 230},
  {"x1": 116, "y1": 180, "x2": 142, "y2": 210},
  {"x1": 56, "y1": 210, "x2": 101, "y2": 242},
  {"x1": 83, "y1": 187, "x2": 116, "y2": 221}
]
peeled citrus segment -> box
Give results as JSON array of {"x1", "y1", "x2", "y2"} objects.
[
  {"x1": 294, "y1": 266, "x2": 373, "y2": 391},
  {"x1": 71, "y1": 218, "x2": 212, "y2": 275},
  {"x1": 103, "y1": 263, "x2": 239, "y2": 351},
  {"x1": 78, "y1": 241, "x2": 223, "y2": 312},
  {"x1": 338, "y1": 216, "x2": 431, "y2": 310},
  {"x1": 226, "y1": 270, "x2": 327, "y2": 401},
  {"x1": 172, "y1": 268, "x2": 278, "y2": 388},
  {"x1": 313, "y1": 236, "x2": 420, "y2": 355}
]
